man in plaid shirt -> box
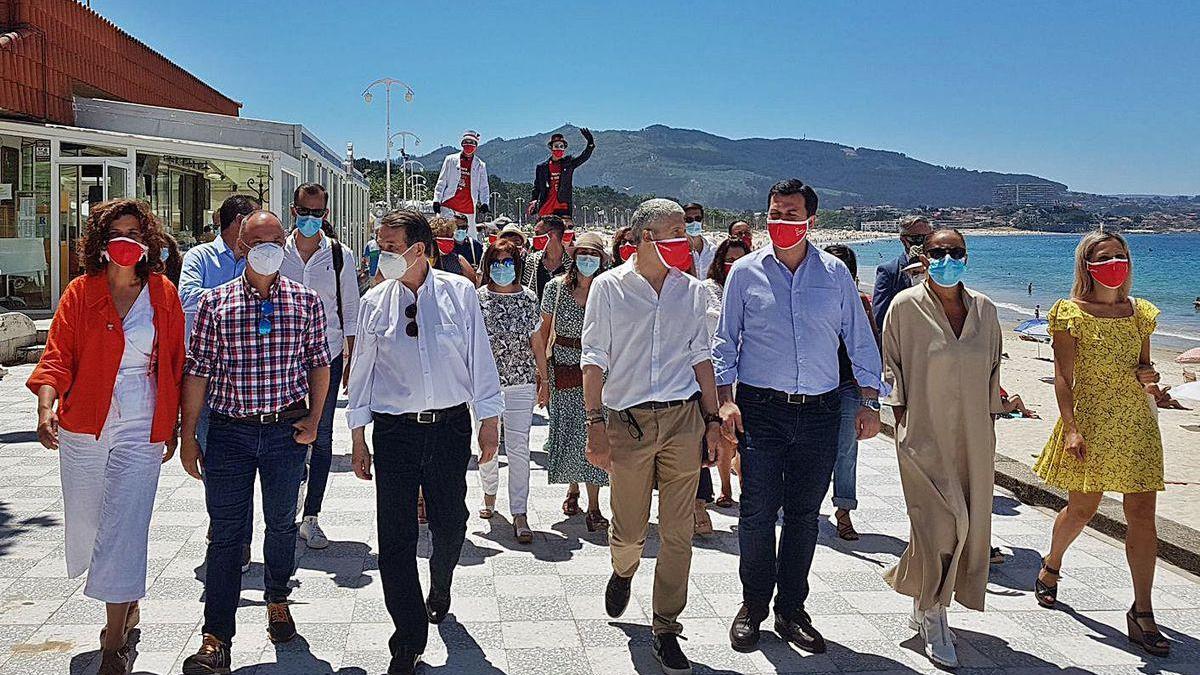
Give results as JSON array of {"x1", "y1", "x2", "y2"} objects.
[{"x1": 178, "y1": 210, "x2": 331, "y2": 675}]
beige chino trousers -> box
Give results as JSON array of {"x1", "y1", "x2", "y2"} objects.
[{"x1": 606, "y1": 402, "x2": 704, "y2": 635}]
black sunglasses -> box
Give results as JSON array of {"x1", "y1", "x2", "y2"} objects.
[
  {"x1": 295, "y1": 207, "x2": 328, "y2": 217},
  {"x1": 684, "y1": 216, "x2": 703, "y2": 223},
  {"x1": 902, "y1": 234, "x2": 928, "y2": 245},
  {"x1": 405, "y1": 303, "x2": 418, "y2": 338},
  {"x1": 926, "y1": 246, "x2": 967, "y2": 260}
]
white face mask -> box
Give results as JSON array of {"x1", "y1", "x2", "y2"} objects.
[
  {"x1": 378, "y1": 245, "x2": 416, "y2": 280},
  {"x1": 246, "y1": 242, "x2": 284, "y2": 276}
]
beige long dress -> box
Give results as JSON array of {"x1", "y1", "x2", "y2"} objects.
[{"x1": 881, "y1": 283, "x2": 1004, "y2": 611}]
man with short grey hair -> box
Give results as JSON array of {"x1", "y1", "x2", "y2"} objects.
[
  {"x1": 581, "y1": 198, "x2": 727, "y2": 675},
  {"x1": 872, "y1": 214, "x2": 933, "y2": 326}
]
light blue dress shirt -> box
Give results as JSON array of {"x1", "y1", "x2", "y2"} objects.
[
  {"x1": 712, "y1": 244, "x2": 884, "y2": 395},
  {"x1": 178, "y1": 235, "x2": 245, "y2": 347}
]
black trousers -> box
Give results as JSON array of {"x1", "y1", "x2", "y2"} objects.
[{"x1": 372, "y1": 407, "x2": 471, "y2": 656}]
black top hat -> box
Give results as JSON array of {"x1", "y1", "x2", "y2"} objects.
[{"x1": 547, "y1": 133, "x2": 568, "y2": 148}]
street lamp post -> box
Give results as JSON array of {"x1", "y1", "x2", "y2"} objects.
[
  {"x1": 513, "y1": 198, "x2": 525, "y2": 227},
  {"x1": 390, "y1": 131, "x2": 421, "y2": 203},
  {"x1": 362, "y1": 78, "x2": 415, "y2": 208},
  {"x1": 398, "y1": 158, "x2": 424, "y2": 205}
]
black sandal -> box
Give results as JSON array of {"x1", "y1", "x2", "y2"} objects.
[
  {"x1": 1035, "y1": 558, "x2": 1059, "y2": 609},
  {"x1": 834, "y1": 509, "x2": 859, "y2": 541},
  {"x1": 1127, "y1": 603, "x2": 1170, "y2": 657}
]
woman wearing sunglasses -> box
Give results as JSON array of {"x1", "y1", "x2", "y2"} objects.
[
  {"x1": 28, "y1": 199, "x2": 184, "y2": 675},
  {"x1": 880, "y1": 229, "x2": 1003, "y2": 669},
  {"x1": 1033, "y1": 230, "x2": 1168, "y2": 656},
  {"x1": 474, "y1": 240, "x2": 547, "y2": 543}
]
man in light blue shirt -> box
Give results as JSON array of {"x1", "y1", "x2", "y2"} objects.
[
  {"x1": 177, "y1": 193, "x2": 258, "y2": 574},
  {"x1": 179, "y1": 195, "x2": 258, "y2": 345},
  {"x1": 713, "y1": 179, "x2": 883, "y2": 656}
]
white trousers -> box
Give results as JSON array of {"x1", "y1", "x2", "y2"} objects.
[
  {"x1": 58, "y1": 372, "x2": 163, "y2": 603},
  {"x1": 477, "y1": 384, "x2": 536, "y2": 515},
  {"x1": 439, "y1": 207, "x2": 478, "y2": 237}
]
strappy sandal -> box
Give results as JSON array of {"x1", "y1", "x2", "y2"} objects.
[
  {"x1": 99, "y1": 601, "x2": 140, "y2": 648},
  {"x1": 585, "y1": 510, "x2": 609, "y2": 533},
  {"x1": 478, "y1": 506, "x2": 495, "y2": 519},
  {"x1": 714, "y1": 494, "x2": 735, "y2": 509},
  {"x1": 1035, "y1": 558, "x2": 1059, "y2": 609},
  {"x1": 562, "y1": 490, "x2": 581, "y2": 517},
  {"x1": 1127, "y1": 603, "x2": 1170, "y2": 656},
  {"x1": 513, "y1": 516, "x2": 533, "y2": 545},
  {"x1": 835, "y1": 509, "x2": 860, "y2": 541}
]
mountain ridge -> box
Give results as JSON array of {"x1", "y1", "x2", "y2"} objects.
[{"x1": 411, "y1": 124, "x2": 1067, "y2": 210}]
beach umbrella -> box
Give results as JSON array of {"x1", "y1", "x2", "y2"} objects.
[
  {"x1": 1175, "y1": 348, "x2": 1200, "y2": 365},
  {"x1": 1014, "y1": 318, "x2": 1051, "y2": 359},
  {"x1": 1170, "y1": 381, "x2": 1200, "y2": 403}
]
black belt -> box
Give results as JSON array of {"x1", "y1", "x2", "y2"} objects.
[
  {"x1": 627, "y1": 391, "x2": 701, "y2": 411},
  {"x1": 212, "y1": 401, "x2": 308, "y2": 425},
  {"x1": 381, "y1": 403, "x2": 468, "y2": 425},
  {"x1": 739, "y1": 384, "x2": 839, "y2": 406}
]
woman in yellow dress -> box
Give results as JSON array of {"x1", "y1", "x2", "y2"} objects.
[{"x1": 1033, "y1": 230, "x2": 1168, "y2": 657}]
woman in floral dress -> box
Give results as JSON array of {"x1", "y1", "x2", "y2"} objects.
[
  {"x1": 537, "y1": 232, "x2": 611, "y2": 532},
  {"x1": 1033, "y1": 230, "x2": 1168, "y2": 657}
]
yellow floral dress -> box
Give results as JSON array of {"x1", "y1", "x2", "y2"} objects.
[{"x1": 1034, "y1": 298, "x2": 1164, "y2": 493}]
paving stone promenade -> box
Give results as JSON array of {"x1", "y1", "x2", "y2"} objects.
[{"x1": 0, "y1": 363, "x2": 1197, "y2": 674}]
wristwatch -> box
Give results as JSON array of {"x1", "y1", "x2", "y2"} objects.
[
  {"x1": 703, "y1": 412, "x2": 722, "y2": 426},
  {"x1": 860, "y1": 398, "x2": 882, "y2": 412}
]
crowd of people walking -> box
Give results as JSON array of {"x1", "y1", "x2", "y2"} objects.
[{"x1": 26, "y1": 128, "x2": 1173, "y2": 674}]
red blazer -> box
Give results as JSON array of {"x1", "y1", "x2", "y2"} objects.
[{"x1": 27, "y1": 273, "x2": 185, "y2": 442}]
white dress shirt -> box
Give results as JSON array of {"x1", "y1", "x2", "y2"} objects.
[
  {"x1": 280, "y1": 233, "x2": 360, "y2": 360},
  {"x1": 580, "y1": 256, "x2": 711, "y2": 411},
  {"x1": 691, "y1": 236, "x2": 716, "y2": 280},
  {"x1": 345, "y1": 268, "x2": 503, "y2": 429}
]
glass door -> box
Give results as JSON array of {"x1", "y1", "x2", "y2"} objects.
[{"x1": 57, "y1": 159, "x2": 131, "y2": 295}]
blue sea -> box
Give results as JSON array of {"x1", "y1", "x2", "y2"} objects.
[{"x1": 848, "y1": 232, "x2": 1200, "y2": 350}]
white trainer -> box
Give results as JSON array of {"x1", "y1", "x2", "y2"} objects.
[
  {"x1": 919, "y1": 605, "x2": 958, "y2": 669},
  {"x1": 299, "y1": 515, "x2": 329, "y2": 549}
]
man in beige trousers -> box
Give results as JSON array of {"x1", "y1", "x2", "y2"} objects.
[{"x1": 580, "y1": 198, "x2": 727, "y2": 675}]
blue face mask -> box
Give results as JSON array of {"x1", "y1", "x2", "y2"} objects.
[
  {"x1": 454, "y1": 229, "x2": 468, "y2": 243},
  {"x1": 490, "y1": 261, "x2": 516, "y2": 286},
  {"x1": 295, "y1": 215, "x2": 323, "y2": 238},
  {"x1": 575, "y1": 254, "x2": 601, "y2": 278},
  {"x1": 928, "y1": 256, "x2": 967, "y2": 287},
  {"x1": 685, "y1": 221, "x2": 703, "y2": 237},
  {"x1": 160, "y1": 246, "x2": 171, "y2": 262}
]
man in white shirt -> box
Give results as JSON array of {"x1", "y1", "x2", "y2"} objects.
[
  {"x1": 432, "y1": 129, "x2": 490, "y2": 240},
  {"x1": 581, "y1": 198, "x2": 727, "y2": 675},
  {"x1": 684, "y1": 202, "x2": 715, "y2": 280},
  {"x1": 280, "y1": 183, "x2": 361, "y2": 550},
  {"x1": 344, "y1": 209, "x2": 501, "y2": 675}
]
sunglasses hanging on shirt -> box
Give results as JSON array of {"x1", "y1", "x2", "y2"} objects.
[
  {"x1": 258, "y1": 299, "x2": 275, "y2": 336},
  {"x1": 405, "y1": 303, "x2": 418, "y2": 337}
]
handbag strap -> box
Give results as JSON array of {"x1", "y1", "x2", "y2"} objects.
[{"x1": 546, "y1": 280, "x2": 564, "y2": 355}]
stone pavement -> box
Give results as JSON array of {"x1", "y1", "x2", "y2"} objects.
[{"x1": 0, "y1": 363, "x2": 1199, "y2": 674}]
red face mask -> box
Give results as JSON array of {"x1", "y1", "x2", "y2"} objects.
[
  {"x1": 739, "y1": 234, "x2": 753, "y2": 249},
  {"x1": 619, "y1": 243, "x2": 637, "y2": 261},
  {"x1": 436, "y1": 238, "x2": 456, "y2": 255},
  {"x1": 462, "y1": 144, "x2": 476, "y2": 156},
  {"x1": 561, "y1": 230, "x2": 575, "y2": 245},
  {"x1": 1087, "y1": 258, "x2": 1130, "y2": 289},
  {"x1": 488, "y1": 234, "x2": 497, "y2": 245},
  {"x1": 531, "y1": 234, "x2": 549, "y2": 251},
  {"x1": 652, "y1": 237, "x2": 693, "y2": 271},
  {"x1": 767, "y1": 218, "x2": 811, "y2": 250},
  {"x1": 105, "y1": 236, "x2": 147, "y2": 267},
  {"x1": 551, "y1": 149, "x2": 565, "y2": 159},
  {"x1": 724, "y1": 262, "x2": 735, "y2": 273}
]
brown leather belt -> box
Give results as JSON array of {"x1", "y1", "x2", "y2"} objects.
[
  {"x1": 554, "y1": 335, "x2": 582, "y2": 349},
  {"x1": 212, "y1": 401, "x2": 308, "y2": 425}
]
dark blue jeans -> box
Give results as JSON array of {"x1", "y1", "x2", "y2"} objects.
[
  {"x1": 202, "y1": 416, "x2": 307, "y2": 644},
  {"x1": 737, "y1": 385, "x2": 841, "y2": 620},
  {"x1": 302, "y1": 353, "x2": 344, "y2": 518},
  {"x1": 372, "y1": 407, "x2": 471, "y2": 656}
]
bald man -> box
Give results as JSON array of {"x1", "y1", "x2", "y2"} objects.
[{"x1": 180, "y1": 210, "x2": 331, "y2": 674}]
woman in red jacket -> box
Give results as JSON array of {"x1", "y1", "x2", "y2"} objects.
[{"x1": 27, "y1": 199, "x2": 184, "y2": 674}]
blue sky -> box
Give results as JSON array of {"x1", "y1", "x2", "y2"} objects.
[{"x1": 95, "y1": 0, "x2": 1198, "y2": 195}]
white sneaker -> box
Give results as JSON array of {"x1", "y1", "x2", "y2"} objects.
[
  {"x1": 299, "y1": 515, "x2": 329, "y2": 549},
  {"x1": 919, "y1": 605, "x2": 958, "y2": 669}
]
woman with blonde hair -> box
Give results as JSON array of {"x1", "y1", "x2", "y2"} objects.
[
  {"x1": 1033, "y1": 230, "x2": 1168, "y2": 656},
  {"x1": 428, "y1": 216, "x2": 480, "y2": 286}
]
